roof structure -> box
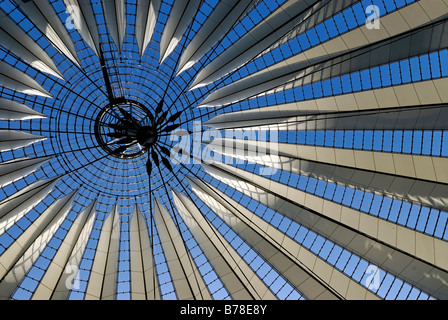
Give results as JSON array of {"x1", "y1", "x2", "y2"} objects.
[{"x1": 0, "y1": 0, "x2": 447, "y2": 300}]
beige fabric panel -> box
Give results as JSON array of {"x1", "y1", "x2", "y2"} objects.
[
  {"x1": 0, "y1": 11, "x2": 63, "y2": 79},
  {"x1": 154, "y1": 199, "x2": 211, "y2": 300},
  {"x1": 32, "y1": 200, "x2": 96, "y2": 299},
  {"x1": 101, "y1": 205, "x2": 121, "y2": 300},
  {"x1": 203, "y1": 161, "x2": 448, "y2": 298},
  {"x1": 0, "y1": 192, "x2": 75, "y2": 299},
  {"x1": 102, "y1": 0, "x2": 126, "y2": 54},
  {"x1": 184, "y1": 182, "x2": 278, "y2": 300},
  {"x1": 206, "y1": 138, "x2": 448, "y2": 211},
  {"x1": 172, "y1": 190, "x2": 259, "y2": 300},
  {"x1": 0, "y1": 178, "x2": 58, "y2": 236},
  {"x1": 191, "y1": 0, "x2": 343, "y2": 89},
  {"x1": 84, "y1": 206, "x2": 116, "y2": 299},
  {"x1": 0, "y1": 60, "x2": 52, "y2": 98},
  {"x1": 135, "y1": 0, "x2": 161, "y2": 56},
  {"x1": 128, "y1": 204, "x2": 160, "y2": 300},
  {"x1": 288, "y1": 144, "x2": 448, "y2": 184},
  {"x1": 0, "y1": 157, "x2": 51, "y2": 189},
  {"x1": 0, "y1": 97, "x2": 45, "y2": 121},
  {"x1": 189, "y1": 176, "x2": 377, "y2": 300},
  {"x1": 16, "y1": 0, "x2": 80, "y2": 65},
  {"x1": 62, "y1": 0, "x2": 100, "y2": 56},
  {"x1": 51, "y1": 201, "x2": 97, "y2": 300},
  {"x1": 158, "y1": 0, "x2": 202, "y2": 64},
  {"x1": 0, "y1": 130, "x2": 46, "y2": 153},
  {"x1": 203, "y1": 162, "x2": 448, "y2": 299},
  {"x1": 198, "y1": 0, "x2": 448, "y2": 107}
]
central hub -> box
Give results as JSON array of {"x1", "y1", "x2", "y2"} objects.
[
  {"x1": 136, "y1": 126, "x2": 158, "y2": 147},
  {"x1": 94, "y1": 99, "x2": 156, "y2": 159},
  {"x1": 94, "y1": 97, "x2": 183, "y2": 173}
]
